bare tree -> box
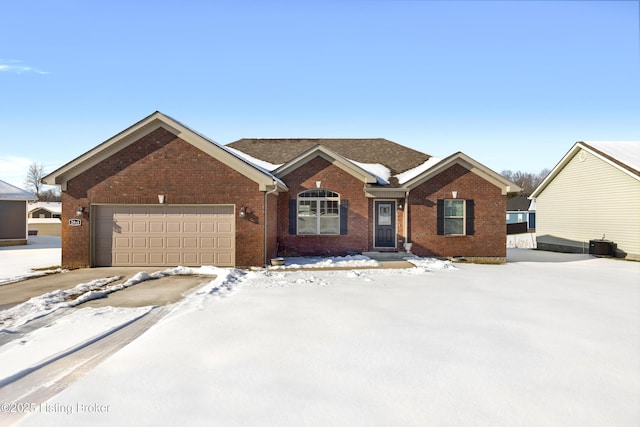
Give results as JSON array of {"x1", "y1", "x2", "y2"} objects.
[
  {"x1": 501, "y1": 168, "x2": 550, "y2": 196},
  {"x1": 24, "y1": 162, "x2": 47, "y2": 199},
  {"x1": 39, "y1": 188, "x2": 61, "y2": 202}
]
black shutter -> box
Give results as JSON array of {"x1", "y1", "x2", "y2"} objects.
[
  {"x1": 289, "y1": 199, "x2": 297, "y2": 235},
  {"x1": 340, "y1": 200, "x2": 349, "y2": 235},
  {"x1": 436, "y1": 199, "x2": 444, "y2": 235},
  {"x1": 466, "y1": 199, "x2": 475, "y2": 235}
]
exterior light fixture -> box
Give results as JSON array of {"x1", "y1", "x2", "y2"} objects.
[
  {"x1": 239, "y1": 206, "x2": 246, "y2": 218},
  {"x1": 76, "y1": 206, "x2": 84, "y2": 217},
  {"x1": 398, "y1": 201, "x2": 404, "y2": 210}
]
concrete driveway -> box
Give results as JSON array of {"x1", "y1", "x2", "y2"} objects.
[{"x1": 0, "y1": 267, "x2": 212, "y2": 310}]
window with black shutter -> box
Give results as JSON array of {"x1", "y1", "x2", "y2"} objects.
[{"x1": 437, "y1": 199, "x2": 474, "y2": 236}]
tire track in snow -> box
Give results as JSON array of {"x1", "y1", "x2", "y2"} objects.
[{"x1": 0, "y1": 306, "x2": 171, "y2": 425}]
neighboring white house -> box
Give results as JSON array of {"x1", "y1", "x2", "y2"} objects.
[
  {"x1": 530, "y1": 141, "x2": 640, "y2": 260},
  {"x1": 28, "y1": 201, "x2": 62, "y2": 236}
]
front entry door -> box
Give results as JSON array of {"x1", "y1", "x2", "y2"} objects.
[{"x1": 374, "y1": 201, "x2": 396, "y2": 248}]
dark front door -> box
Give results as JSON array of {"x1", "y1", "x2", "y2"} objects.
[{"x1": 374, "y1": 201, "x2": 396, "y2": 248}]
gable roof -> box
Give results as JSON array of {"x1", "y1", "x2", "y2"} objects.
[
  {"x1": 273, "y1": 145, "x2": 380, "y2": 184},
  {"x1": 530, "y1": 141, "x2": 640, "y2": 198},
  {"x1": 0, "y1": 179, "x2": 37, "y2": 201},
  {"x1": 42, "y1": 111, "x2": 287, "y2": 192},
  {"x1": 402, "y1": 152, "x2": 521, "y2": 195},
  {"x1": 227, "y1": 138, "x2": 431, "y2": 176}
]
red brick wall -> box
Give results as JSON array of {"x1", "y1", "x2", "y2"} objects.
[
  {"x1": 265, "y1": 192, "x2": 279, "y2": 262},
  {"x1": 408, "y1": 163, "x2": 506, "y2": 258},
  {"x1": 61, "y1": 127, "x2": 266, "y2": 268},
  {"x1": 276, "y1": 157, "x2": 369, "y2": 257}
]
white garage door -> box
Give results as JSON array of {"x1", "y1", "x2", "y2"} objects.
[{"x1": 94, "y1": 205, "x2": 235, "y2": 267}]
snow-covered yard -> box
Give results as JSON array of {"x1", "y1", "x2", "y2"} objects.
[{"x1": 1, "y1": 239, "x2": 639, "y2": 426}]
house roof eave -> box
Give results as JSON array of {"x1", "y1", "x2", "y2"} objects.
[
  {"x1": 42, "y1": 111, "x2": 280, "y2": 192},
  {"x1": 531, "y1": 141, "x2": 640, "y2": 199},
  {"x1": 404, "y1": 152, "x2": 521, "y2": 196}
]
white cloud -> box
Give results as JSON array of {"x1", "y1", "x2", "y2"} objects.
[
  {"x1": 0, "y1": 59, "x2": 50, "y2": 75},
  {"x1": 0, "y1": 156, "x2": 34, "y2": 188}
]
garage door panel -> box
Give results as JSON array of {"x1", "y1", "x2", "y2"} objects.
[
  {"x1": 149, "y1": 222, "x2": 164, "y2": 232},
  {"x1": 115, "y1": 237, "x2": 131, "y2": 248},
  {"x1": 149, "y1": 237, "x2": 164, "y2": 248},
  {"x1": 167, "y1": 237, "x2": 181, "y2": 248},
  {"x1": 149, "y1": 253, "x2": 164, "y2": 264},
  {"x1": 166, "y1": 253, "x2": 181, "y2": 264},
  {"x1": 95, "y1": 205, "x2": 235, "y2": 267},
  {"x1": 166, "y1": 222, "x2": 181, "y2": 233},
  {"x1": 218, "y1": 237, "x2": 233, "y2": 249},
  {"x1": 183, "y1": 237, "x2": 198, "y2": 248},
  {"x1": 114, "y1": 253, "x2": 131, "y2": 264},
  {"x1": 132, "y1": 238, "x2": 147, "y2": 248},
  {"x1": 184, "y1": 222, "x2": 198, "y2": 233},
  {"x1": 201, "y1": 222, "x2": 215, "y2": 233},
  {"x1": 217, "y1": 222, "x2": 233, "y2": 233},
  {"x1": 132, "y1": 253, "x2": 148, "y2": 264},
  {"x1": 217, "y1": 253, "x2": 233, "y2": 265},
  {"x1": 132, "y1": 221, "x2": 147, "y2": 232}
]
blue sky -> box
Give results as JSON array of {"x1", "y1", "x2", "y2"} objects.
[{"x1": 1, "y1": 0, "x2": 638, "y2": 188}]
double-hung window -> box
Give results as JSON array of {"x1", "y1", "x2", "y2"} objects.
[
  {"x1": 444, "y1": 199, "x2": 465, "y2": 235},
  {"x1": 297, "y1": 190, "x2": 340, "y2": 235}
]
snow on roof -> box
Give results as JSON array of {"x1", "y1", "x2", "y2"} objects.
[
  {"x1": 224, "y1": 146, "x2": 283, "y2": 173},
  {"x1": 395, "y1": 156, "x2": 443, "y2": 184},
  {"x1": 221, "y1": 146, "x2": 287, "y2": 189},
  {"x1": 28, "y1": 201, "x2": 62, "y2": 214},
  {"x1": 348, "y1": 159, "x2": 391, "y2": 185},
  {"x1": 0, "y1": 179, "x2": 37, "y2": 200},
  {"x1": 583, "y1": 141, "x2": 640, "y2": 173}
]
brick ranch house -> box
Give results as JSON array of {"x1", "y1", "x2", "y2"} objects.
[{"x1": 43, "y1": 112, "x2": 520, "y2": 268}]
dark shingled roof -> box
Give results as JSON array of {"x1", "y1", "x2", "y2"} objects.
[
  {"x1": 226, "y1": 138, "x2": 431, "y2": 175},
  {"x1": 507, "y1": 195, "x2": 532, "y2": 211}
]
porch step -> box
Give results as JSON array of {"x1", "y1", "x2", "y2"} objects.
[{"x1": 362, "y1": 251, "x2": 417, "y2": 261}]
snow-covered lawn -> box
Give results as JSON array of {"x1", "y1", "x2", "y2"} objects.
[
  {"x1": 0, "y1": 240, "x2": 638, "y2": 426},
  {"x1": 0, "y1": 236, "x2": 63, "y2": 285}
]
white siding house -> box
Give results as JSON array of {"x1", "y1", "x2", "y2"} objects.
[{"x1": 530, "y1": 141, "x2": 640, "y2": 260}]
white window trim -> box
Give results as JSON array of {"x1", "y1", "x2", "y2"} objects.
[
  {"x1": 297, "y1": 190, "x2": 340, "y2": 235},
  {"x1": 444, "y1": 199, "x2": 466, "y2": 236}
]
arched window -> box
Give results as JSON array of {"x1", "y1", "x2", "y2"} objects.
[{"x1": 297, "y1": 189, "x2": 340, "y2": 235}]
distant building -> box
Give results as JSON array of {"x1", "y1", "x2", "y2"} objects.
[
  {"x1": 0, "y1": 179, "x2": 38, "y2": 246},
  {"x1": 506, "y1": 195, "x2": 535, "y2": 232},
  {"x1": 28, "y1": 202, "x2": 62, "y2": 236}
]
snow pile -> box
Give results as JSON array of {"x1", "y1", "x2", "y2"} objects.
[
  {"x1": 405, "y1": 257, "x2": 457, "y2": 271},
  {"x1": 0, "y1": 266, "x2": 229, "y2": 332},
  {"x1": 0, "y1": 276, "x2": 123, "y2": 331},
  {"x1": 270, "y1": 255, "x2": 380, "y2": 269},
  {"x1": 242, "y1": 270, "x2": 331, "y2": 288}
]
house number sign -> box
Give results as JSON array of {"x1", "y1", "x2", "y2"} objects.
[{"x1": 69, "y1": 219, "x2": 82, "y2": 226}]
